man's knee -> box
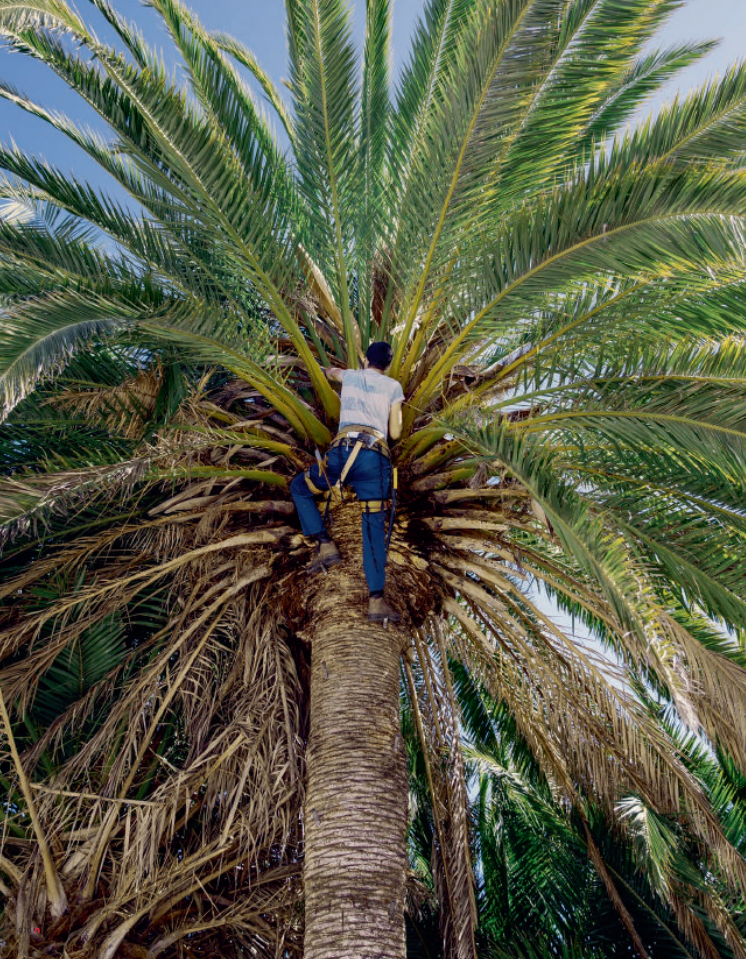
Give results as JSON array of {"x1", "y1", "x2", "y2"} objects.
[
  {"x1": 291, "y1": 468, "x2": 326, "y2": 499},
  {"x1": 290, "y1": 471, "x2": 311, "y2": 499}
]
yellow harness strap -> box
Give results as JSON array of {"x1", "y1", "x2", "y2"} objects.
[
  {"x1": 304, "y1": 471, "x2": 326, "y2": 496},
  {"x1": 338, "y1": 439, "x2": 364, "y2": 486},
  {"x1": 360, "y1": 500, "x2": 387, "y2": 512}
]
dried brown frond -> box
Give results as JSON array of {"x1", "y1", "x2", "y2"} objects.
[
  {"x1": 50, "y1": 365, "x2": 163, "y2": 439},
  {"x1": 2, "y1": 520, "x2": 306, "y2": 957},
  {"x1": 406, "y1": 625, "x2": 477, "y2": 959}
]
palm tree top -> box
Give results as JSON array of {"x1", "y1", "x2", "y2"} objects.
[{"x1": 0, "y1": 1, "x2": 746, "y2": 956}]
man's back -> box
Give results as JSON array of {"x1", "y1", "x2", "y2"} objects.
[{"x1": 338, "y1": 368, "x2": 404, "y2": 439}]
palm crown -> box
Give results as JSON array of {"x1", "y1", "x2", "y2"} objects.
[{"x1": 1, "y1": 0, "x2": 746, "y2": 957}]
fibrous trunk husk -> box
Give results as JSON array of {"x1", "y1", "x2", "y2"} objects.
[{"x1": 302, "y1": 504, "x2": 410, "y2": 959}]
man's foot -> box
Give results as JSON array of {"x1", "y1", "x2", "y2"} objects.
[
  {"x1": 307, "y1": 539, "x2": 342, "y2": 574},
  {"x1": 367, "y1": 596, "x2": 402, "y2": 625}
]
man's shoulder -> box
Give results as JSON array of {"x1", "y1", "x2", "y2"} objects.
[
  {"x1": 340, "y1": 368, "x2": 403, "y2": 399},
  {"x1": 381, "y1": 373, "x2": 404, "y2": 400}
]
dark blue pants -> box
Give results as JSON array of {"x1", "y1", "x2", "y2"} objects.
[{"x1": 290, "y1": 446, "x2": 392, "y2": 593}]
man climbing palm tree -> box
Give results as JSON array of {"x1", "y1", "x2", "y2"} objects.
[{"x1": 290, "y1": 341, "x2": 404, "y2": 622}]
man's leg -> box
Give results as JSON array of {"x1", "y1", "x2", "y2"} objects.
[
  {"x1": 361, "y1": 508, "x2": 387, "y2": 593},
  {"x1": 289, "y1": 464, "x2": 327, "y2": 537},
  {"x1": 348, "y1": 450, "x2": 402, "y2": 622},
  {"x1": 290, "y1": 456, "x2": 342, "y2": 571}
]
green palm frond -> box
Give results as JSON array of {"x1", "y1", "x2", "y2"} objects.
[
  {"x1": 402, "y1": 168, "x2": 746, "y2": 407},
  {"x1": 211, "y1": 31, "x2": 295, "y2": 144},
  {"x1": 356, "y1": 0, "x2": 391, "y2": 345},
  {"x1": 31, "y1": 608, "x2": 128, "y2": 726},
  {"x1": 379, "y1": 0, "x2": 481, "y2": 337},
  {"x1": 87, "y1": 0, "x2": 151, "y2": 69},
  {"x1": 286, "y1": 0, "x2": 360, "y2": 361},
  {"x1": 0, "y1": 1, "x2": 336, "y2": 402},
  {"x1": 391, "y1": 0, "x2": 570, "y2": 360},
  {"x1": 140, "y1": 321, "x2": 333, "y2": 443},
  {"x1": 636, "y1": 61, "x2": 746, "y2": 168},
  {"x1": 0, "y1": 291, "x2": 142, "y2": 421},
  {"x1": 484, "y1": 0, "x2": 694, "y2": 201},
  {"x1": 147, "y1": 0, "x2": 290, "y2": 179},
  {"x1": 579, "y1": 40, "x2": 717, "y2": 147},
  {"x1": 445, "y1": 392, "x2": 746, "y2": 780}
]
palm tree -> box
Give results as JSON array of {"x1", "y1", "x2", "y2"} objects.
[
  {"x1": 447, "y1": 661, "x2": 746, "y2": 958},
  {"x1": 1, "y1": 0, "x2": 746, "y2": 956}
]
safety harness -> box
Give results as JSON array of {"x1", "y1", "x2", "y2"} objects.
[{"x1": 303, "y1": 423, "x2": 398, "y2": 549}]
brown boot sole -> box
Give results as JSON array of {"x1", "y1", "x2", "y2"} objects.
[
  {"x1": 367, "y1": 611, "x2": 402, "y2": 623},
  {"x1": 307, "y1": 553, "x2": 343, "y2": 575}
]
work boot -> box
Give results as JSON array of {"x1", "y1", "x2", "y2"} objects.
[
  {"x1": 307, "y1": 539, "x2": 342, "y2": 575},
  {"x1": 367, "y1": 595, "x2": 402, "y2": 625}
]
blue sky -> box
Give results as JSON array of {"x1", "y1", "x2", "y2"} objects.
[{"x1": 0, "y1": 0, "x2": 744, "y2": 190}]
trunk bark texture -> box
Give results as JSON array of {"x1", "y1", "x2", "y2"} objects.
[{"x1": 303, "y1": 510, "x2": 409, "y2": 959}]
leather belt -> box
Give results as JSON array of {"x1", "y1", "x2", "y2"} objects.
[
  {"x1": 337, "y1": 423, "x2": 385, "y2": 441},
  {"x1": 331, "y1": 424, "x2": 390, "y2": 460}
]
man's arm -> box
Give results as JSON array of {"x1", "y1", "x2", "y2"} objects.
[
  {"x1": 389, "y1": 400, "x2": 403, "y2": 441},
  {"x1": 325, "y1": 367, "x2": 344, "y2": 383}
]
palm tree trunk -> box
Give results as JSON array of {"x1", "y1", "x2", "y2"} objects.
[{"x1": 304, "y1": 571, "x2": 408, "y2": 959}]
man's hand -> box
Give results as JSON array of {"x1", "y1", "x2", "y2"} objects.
[{"x1": 325, "y1": 367, "x2": 344, "y2": 383}]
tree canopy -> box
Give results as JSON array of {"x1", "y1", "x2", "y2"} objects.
[{"x1": 0, "y1": 0, "x2": 745, "y2": 956}]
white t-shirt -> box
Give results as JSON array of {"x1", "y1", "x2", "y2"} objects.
[{"x1": 338, "y1": 369, "x2": 404, "y2": 439}]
